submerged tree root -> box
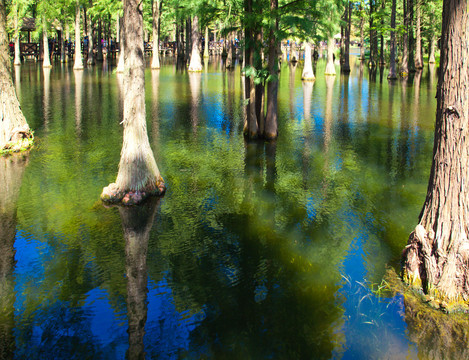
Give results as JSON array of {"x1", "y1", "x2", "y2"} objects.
[
  {"x1": 402, "y1": 224, "x2": 469, "y2": 313},
  {"x1": 1, "y1": 127, "x2": 34, "y2": 156},
  {"x1": 101, "y1": 178, "x2": 166, "y2": 206},
  {"x1": 385, "y1": 268, "x2": 469, "y2": 358}
]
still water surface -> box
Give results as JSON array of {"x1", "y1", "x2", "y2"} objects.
[{"x1": 1, "y1": 56, "x2": 444, "y2": 358}]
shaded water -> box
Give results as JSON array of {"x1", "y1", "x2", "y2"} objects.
[{"x1": 1, "y1": 56, "x2": 447, "y2": 358}]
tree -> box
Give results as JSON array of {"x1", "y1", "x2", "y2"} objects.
[
  {"x1": 101, "y1": 0, "x2": 165, "y2": 205},
  {"x1": 188, "y1": 15, "x2": 203, "y2": 71},
  {"x1": 414, "y1": 0, "x2": 423, "y2": 69},
  {"x1": 73, "y1": 0, "x2": 84, "y2": 70},
  {"x1": 0, "y1": 0, "x2": 33, "y2": 154},
  {"x1": 402, "y1": 0, "x2": 469, "y2": 311},
  {"x1": 150, "y1": 0, "x2": 160, "y2": 69},
  {"x1": 387, "y1": 0, "x2": 397, "y2": 79}
]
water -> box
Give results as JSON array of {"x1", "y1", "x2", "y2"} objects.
[{"x1": 1, "y1": 56, "x2": 443, "y2": 358}]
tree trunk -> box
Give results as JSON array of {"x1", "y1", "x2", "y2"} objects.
[
  {"x1": 402, "y1": 0, "x2": 469, "y2": 311},
  {"x1": 226, "y1": 32, "x2": 234, "y2": 68},
  {"x1": 204, "y1": 27, "x2": 209, "y2": 58},
  {"x1": 342, "y1": 1, "x2": 351, "y2": 73},
  {"x1": 414, "y1": 0, "x2": 423, "y2": 69},
  {"x1": 264, "y1": 0, "x2": 278, "y2": 139},
  {"x1": 301, "y1": 42, "x2": 315, "y2": 80},
  {"x1": 428, "y1": 33, "x2": 436, "y2": 64},
  {"x1": 388, "y1": 0, "x2": 398, "y2": 79},
  {"x1": 400, "y1": 0, "x2": 409, "y2": 76},
  {"x1": 408, "y1": 0, "x2": 415, "y2": 72},
  {"x1": 73, "y1": 0, "x2": 84, "y2": 70},
  {"x1": 97, "y1": 20, "x2": 103, "y2": 62},
  {"x1": 116, "y1": 17, "x2": 124, "y2": 73},
  {"x1": 243, "y1": 0, "x2": 258, "y2": 139},
  {"x1": 13, "y1": 11, "x2": 20, "y2": 66},
  {"x1": 151, "y1": 0, "x2": 160, "y2": 69},
  {"x1": 87, "y1": 20, "x2": 95, "y2": 65},
  {"x1": 43, "y1": 18, "x2": 52, "y2": 68},
  {"x1": 0, "y1": 0, "x2": 33, "y2": 153},
  {"x1": 325, "y1": 37, "x2": 336, "y2": 75},
  {"x1": 359, "y1": 2, "x2": 365, "y2": 60},
  {"x1": 101, "y1": 0, "x2": 165, "y2": 205},
  {"x1": 188, "y1": 16, "x2": 202, "y2": 72}
]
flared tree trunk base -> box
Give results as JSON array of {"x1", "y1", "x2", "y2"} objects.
[
  {"x1": 101, "y1": 178, "x2": 166, "y2": 206},
  {"x1": 1, "y1": 127, "x2": 33, "y2": 155},
  {"x1": 402, "y1": 225, "x2": 469, "y2": 312}
]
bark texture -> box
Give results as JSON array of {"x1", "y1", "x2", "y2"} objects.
[
  {"x1": 324, "y1": 37, "x2": 336, "y2": 76},
  {"x1": 73, "y1": 0, "x2": 84, "y2": 70},
  {"x1": 0, "y1": 0, "x2": 33, "y2": 153},
  {"x1": 414, "y1": 0, "x2": 423, "y2": 69},
  {"x1": 151, "y1": 0, "x2": 160, "y2": 69},
  {"x1": 341, "y1": 1, "x2": 351, "y2": 73},
  {"x1": 188, "y1": 16, "x2": 202, "y2": 72},
  {"x1": 402, "y1": 0, "x2": 469, "y2": 311},
  {"x1": 388, "y1": 0, "x2": 398, "y2": 79},
  {"x1": 400, "y1": 0, "x2": 409, "y2": 76},
  {"x1": 101, "y1": 0, "x2": 165, "y2": 205},
  {"x1": 43, "y1": 21, "x2": 52, "y2": 68},
  {"x1": 301, "y1": 42, "x2": 315, "y2": 81},
  {"x1": 264, "y1": 0, "x2": 278, "y2": 140}
]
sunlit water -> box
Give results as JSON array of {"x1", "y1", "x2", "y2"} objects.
[{"x1": 1, "y1": 55, "x2": 442, "y2": 359}]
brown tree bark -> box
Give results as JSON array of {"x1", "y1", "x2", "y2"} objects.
[
  {"x1": 359, "y1": 2, "x2": 365, "y2": 60},
  {"x1": 101, "y1": 0, "x2": 165, "y2": 205},
  {"x1": 341, "y1": 1, "x2": 351, "y2": 73},
  {"x1": 0, "y1": 0, "x2": 33, "y2": 153},
  {"x1": 402, "y1": 0, "x2": 469, "y2": 311},
  {"x1": 414, "y1": 0, "x2": 423, "y2": 69},
  {"x1": 243, "y1": 0, "x2": 259, "y2": 139},
  {"x1": 400, "y1": 0, "x2": 409, "y2": 76},
  {"x1": 264, "y1": 0, "x2": 279, "y2": 139},
  {"x1": 388, "y1": 0, "x2": 398, "y2": 79}
]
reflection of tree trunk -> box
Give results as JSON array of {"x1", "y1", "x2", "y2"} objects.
[
  {"x1": 74, "y1": 70, "x2": 83, "y2": 135},
  {"x1": 403, "y1": 0, "x2": 469, "y2": 310},
  {"x1": 121, "y1": 198, "x2": 160, "y2": 360},
  {"x1": 43, "y1": 67, "x2": 51, "y2": 129},
  {"x1": 0, "y1": 155, "x2": 29, "y2": 359},
  {"x1": 189, "y1": 72, "x2": 201, "y2": 132}
]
